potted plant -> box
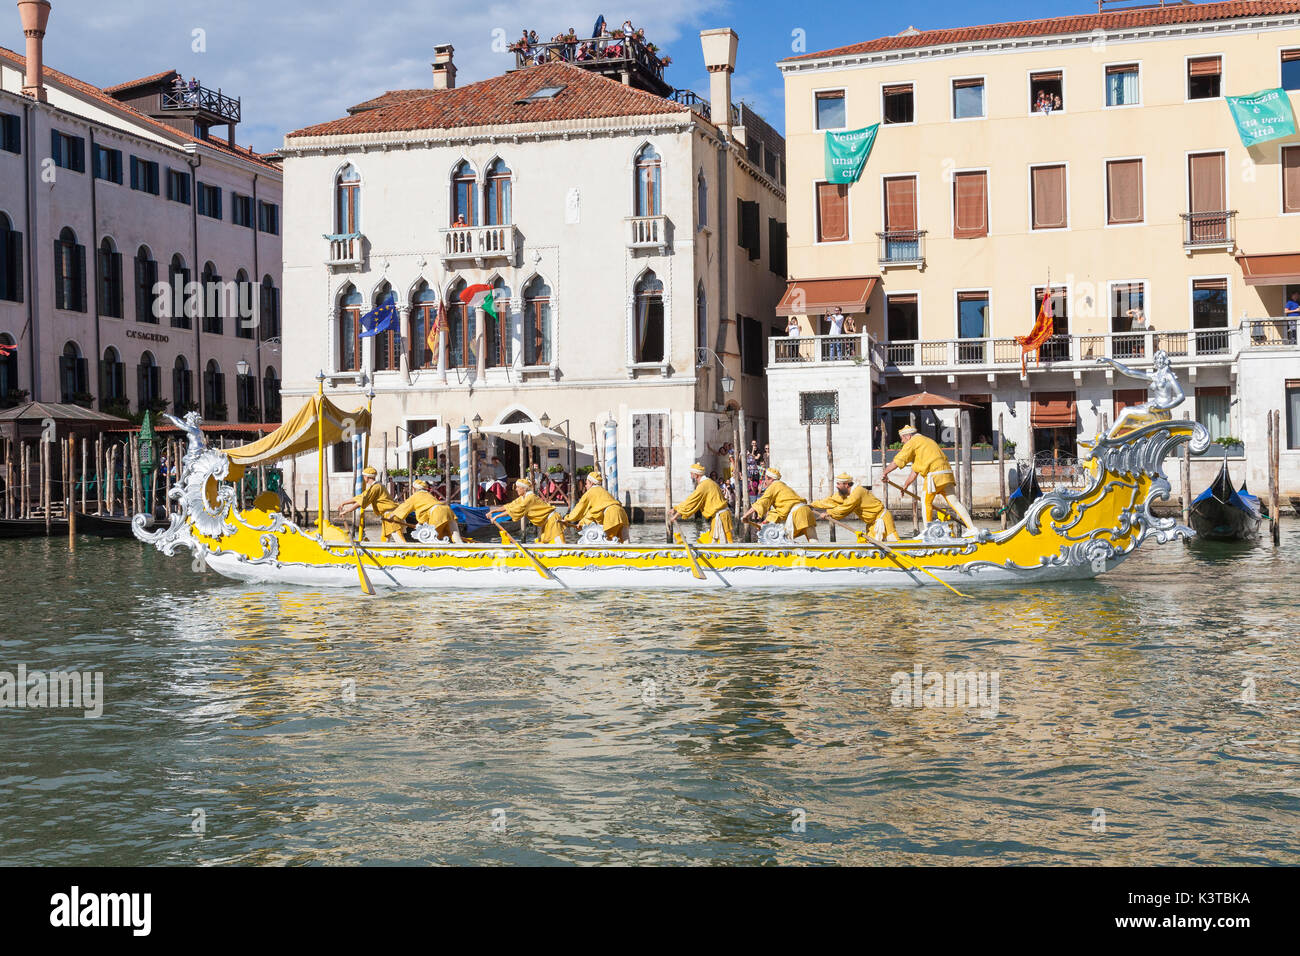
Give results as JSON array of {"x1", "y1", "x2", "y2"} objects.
[
  {"x1": 206, "y1": 402, "x2": 228, "y2": 421},
  {"x1": 547, "y1": 463, "x2": 565, "y2": 475},
  {"x1": 70, "y1": 390, "x2": 95, "y2": 408},
  {"x1": 1209, "y1": 435, "x2": 1244, "y2": 456},
  {"x1": 102, "y1": 397, "x2": 131, "y2": 419},
  {"x1": 1, "y1": 388, "x2": 29, "y2": 409},
  {"x1": 177, "y1": 400, "x2": 200, "y2": 415}
]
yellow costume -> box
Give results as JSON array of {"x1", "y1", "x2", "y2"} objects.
[
  {"x1": 811, "y1": 485, "x2": 898, "y2": 541},
  {"x1": 751, "y1": 478, "x2": 817, "y2": 541},
  {"x1": 350, "y1": 481, "x2": 404, "y2": 539},
  {"x1": 893, "y1": 432, "x2": 975, "y2": 531},
  {"x1": 676, "y1": 475, "x2": 734, "y2": 543},
  {"x1": 564, "y1": 485, "x2": 630, "y2": 542},
  {"x1": 390, "y1": 490, "x2": 459, "y2": 541},
  {"x1": 500, "y1": 491, "x2": 566, "y2": 544}
]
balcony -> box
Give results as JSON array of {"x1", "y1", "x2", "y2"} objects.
[
  {"x1": 881, "y1": 322, "x2": 1299, "y2": 377},
  {"x1": 439, "y1": 224, "x2": 519, "y2": 266},
  {"x1": 770, "y1": 333, "x2": 883, "y2": 370},
  {"x1": 1181, "y1": 209, "x2": 1236, "y2": 252},
  {"x1": 876, "y1": 229, "x2": 926, "y2": 268},
  {"x1": 159, "y1": 83, "x2": 241, "y2": 125},
  {"x1": 511, "y1": 33, "x2": 670, "y2": 96},
  {"x1": 324, "y1": 233, "x2": 364, "y2": 269},
  {"x1": 627, "y1": 215, "x2": 669, "y2": 252}
]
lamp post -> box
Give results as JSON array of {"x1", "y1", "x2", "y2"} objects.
[
  {"x1": 696, "y1": 347, "x2": 734, "y2": 394},
  {"x1": 235, "y1": 358, "x2": 251, "y2": 423}
]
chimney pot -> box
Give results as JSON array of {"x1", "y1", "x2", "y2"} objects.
[
  {"x1": 699, "y1": 28, "x2": 738, "y2": 135},
  {"x1": 432, "y1": 43, "x2": 456, "y2": 90},
  {"x1": 16, "y1": 0, "x2": 52, "y2": 102}
]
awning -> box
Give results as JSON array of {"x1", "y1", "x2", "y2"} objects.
[
  {"x1": 224, "y1": 395, "x2": 371, "y2": 470},
  {"x1": 1031, "y1": 391, "x2": 1077, "y2": 429},
  {"x1": 1236, "y1": 252, "x2": 1300, "y2": 286},
  {"x1": 776, "y1": 276, "x2": 878, "y2": 316}
]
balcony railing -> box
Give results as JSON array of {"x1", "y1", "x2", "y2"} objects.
[
  {"x1": 627, "y1": 215, "x2": 668, "y2": 251},
  {"x1": 439, "y1": 224, "x2": 518, "y2": 264},
  {"x1": 770, "y1": 332, "x2": 880, "y2": 368},
  {"x1": 160, "y1": 84, "x2": 241, "y2": 125},
  {"x1": 1181, "y1": 209, "x2": 1236, "y2": 249},
  {"x1": 324, "y1": 233, "x2": 364, "y2": 269},
  {"x1": 512, "y1": 34, "x2": 666, "y2": 86},
  {"x1": 882, "y1": 321, "x2": 1297, "y2": 375},
  {"x1": 876, "y1": 229, "x2": 926, "y2": 268},
  {"x1": 668, "y1": 88, "x2": 711, "y2": 120}
]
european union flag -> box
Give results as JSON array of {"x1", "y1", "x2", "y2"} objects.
[{"x1": 359, "y1": 292, "x2": 398, "y2": 337}]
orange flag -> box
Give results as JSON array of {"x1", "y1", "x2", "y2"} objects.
[{"x1": 1015, "y1": 288, "x2": 1055, "y2": 375}]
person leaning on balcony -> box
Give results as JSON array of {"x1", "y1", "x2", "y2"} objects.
[
  {"x1": 826, "y1": 307, "x2": 847, "y2": 359},
  {"x1": 786, "y1": 315, "x2": 800, "y2": 337},
  {"x1": 338, "y1": 466, "x2": 406, "y2": 542},
  {"x1": 390, "y1": 479, "x2": 464, "y2": 543},
  {"x1": 453, "y1": 214, "x2": 468, "y2": 229},
  {"x1": 563, "y1": 470, "x2": 629, "y2": 542},
  {"x1": 878, "y1": 425, "x2": 977, "y2": 536},
  {"x1": 1285, "y1": 292, "x2": 1300, "y2": 343},
  {"x1": 489, "y1": 478, "x2": 566, "y2": 544},
  {"x1": 743, "y1": 467, "x2": 818, "y2": 541},
  {"x1": 812, "y1": 473, "x2": 899, "y2": 542},
  {"x1": 672, "y1": 463, "x2": 735, "y2": 544}
]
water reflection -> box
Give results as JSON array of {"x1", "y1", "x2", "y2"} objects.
[{"x1": 0, "y1": 526, "x2": 1297, "y2": 865}]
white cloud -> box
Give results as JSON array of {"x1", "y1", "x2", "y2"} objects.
[{"x1": 29, "y1": 0, "x2": 754, "y2": 152}]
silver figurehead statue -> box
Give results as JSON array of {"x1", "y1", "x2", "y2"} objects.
[{"x1": 1096, "y1": 350, "x2": 1185, "y2": 437}]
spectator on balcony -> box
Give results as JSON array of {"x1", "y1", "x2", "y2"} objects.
[
  {"x1": 453, "y1": 214, "x2": 468, "y2": 229},
  {"x1": 786, "y1": 315, "x2": 800, "y2": 337},
  {"x1": 186, "y1": 77, "x2": 199, "y2": 105},
  {"x1": 1126, "y1": 307, "x2": 1149, "y2": 331},
  {"x1": 564, "y1": 28, "x2": 578, "y2": 60},
  {"x1": 1284, "y1": 292, "x2": 1299, "y2": 343},
  {"x1": 826, "y1": 307, "x2": 848, "y2": 358}
]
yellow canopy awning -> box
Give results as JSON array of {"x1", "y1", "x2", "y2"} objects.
[{"x1": 225, "y1": 395, "x2": 371, "y2": 470}]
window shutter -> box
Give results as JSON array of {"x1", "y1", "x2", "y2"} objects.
[
  {"x1": 882, "y1": 84, "x2": 911, "y2": 95},
  {"x1": 816, "y1": 182, "x2": 848, "y2": 241},
  {"x1": 1283, "y1": 146, "x2": 1300, "y2": 214},
  {"x1": 1188, "y1": 152, "x2": 1225, "y2": 213},
  {"x1": 884, "y1": 176, "x2": 917, "y2": 232},
  {"x1": 111, "y1": 252, "x2": 123, "y2": 316},
  {"x1": 1030, "y1": 391, "x2": 1077, "y2": 428},
  {"x1": 53, "y1": 239, "x2": 64, "y2": 310},
  {"x1": 5, "y1": 230, "x2": 20, "y2": 303},
  {"x1": 1106, "y1": 159, "x2": 1143, "y2": 224},
  {"x1": 76, "y1": 357, "x2": 88, "y2": 394},
  {"x1": 953, "y1": 170, "x2": 988, "y2": 238},
  {"x1": 1188, "y1": 56, "x2": 1221, "y2": 77},
  {"x1": 76, "y1": 243, "x2": 87, "y2": 312},
  {"x1": 50, "y1": 130, "x2": 60, "y2": 167},
  {"x1": 1031, "y1": 165, "x2": 1067, "y2": 229}
]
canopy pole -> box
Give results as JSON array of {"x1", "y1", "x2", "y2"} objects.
[{"x1": 315, "y1": 374, "x2": 325, "y2": 536}]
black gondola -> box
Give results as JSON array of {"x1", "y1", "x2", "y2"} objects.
[
  {"x1": 1005, "y1": 464, "x2": 1043, "y2": 524},
  {"x1": 76, "y1": 512, "x2": 152, "y2": 539},
  {"x1": 1189, "y1": 459, "x2": 1261, "y2": 541},
  {"x1": 0, "y1": 517, "x2": 70, "y2": 538}
]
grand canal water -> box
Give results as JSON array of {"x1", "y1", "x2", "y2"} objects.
[{"x1": 1, "y1": 523, "x2": 1297, "y2": 866}]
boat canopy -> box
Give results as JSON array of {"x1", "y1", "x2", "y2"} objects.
[{"x1": 224, "y1": 396, "x2": 371, "y2": 470}]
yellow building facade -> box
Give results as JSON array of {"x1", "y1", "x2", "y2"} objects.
[{"x1": 776, "y1": 2, "x2": 1300, "y2": 497}]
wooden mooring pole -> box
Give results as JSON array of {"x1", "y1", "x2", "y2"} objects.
[
  {"x1": 825, "y1": 417, "x2": 836, "y2": 542},
  {"x1": 997, "y1": 412, "x2": 1007, "y2": 530},
  {"x1": 1269, "y1": 409, "x2": 1281, "y2": 545},
  {"x1": 663, "y1": 423, "x2": 673, "y2": 544},
  {"x1": 1181, "y1": 412, "x2": 1191, "y2": 528}
]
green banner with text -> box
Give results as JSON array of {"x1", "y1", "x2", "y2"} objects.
[
  {"x1": 824, "y1": 124, "x2": 879, "y2": 184},
  {"x1": 1225, "y1": 88, "x2": 1297, "y2": 147}
]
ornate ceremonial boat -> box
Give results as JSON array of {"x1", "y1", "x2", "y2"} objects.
[{"x1": 133, "y1": 399, "x2": 1210, "y2": 591}]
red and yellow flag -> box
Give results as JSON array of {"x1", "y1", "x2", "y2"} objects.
[{"x1": 1015, "y1": 287, "x2": 1055, "y2": 375}]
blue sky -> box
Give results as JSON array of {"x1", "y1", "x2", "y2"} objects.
[{"x1": 27, "y1": 0, "x2": 1090, "y2": 149}]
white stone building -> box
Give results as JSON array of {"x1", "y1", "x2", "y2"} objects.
[
  {"x1": 277, "y1": 31, "x2": 786, "y2": 510},
  {"x1": 0, "y1": 2, "x2": 282, "y2": 424}
]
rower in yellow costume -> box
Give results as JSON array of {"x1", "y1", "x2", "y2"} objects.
[
  {"x1": 389, "y1": 479, "x2": 464, "y2": 543},
  {"x1": 562, "y1": 470, "x2": 629, "y2": 542},
  {"x1": 811, "y1": 472, "x2": 899, "y2": 542},
  {"x1": 488, "y1": 478, "x2": 566, "y2": 544},
  {"x1": 878, "y1": 424, "x2": 976, "y2": 535},
  {"x1": 742, "y1": 466, "x2": 817, "y2": 541},
  {"x1": 671, "y1": 462, "x2": 734, "y2": 543},
  {"x1": 337, "y1": 466, "x2": 405, "y2": 541}
]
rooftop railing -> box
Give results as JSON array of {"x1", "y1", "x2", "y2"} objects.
[{"x1": 160, "y1": 84, "x2": 241, "y2": 124}]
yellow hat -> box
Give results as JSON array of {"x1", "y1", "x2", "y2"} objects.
[
  {"x1": 835, "y1": 472, "x2": 854, "y2": 482},
  {"x1": 765, "y1": 466, "x2": 781, "y2": 480},
  {"x1": 587, "y1": 470, "x2": 603, "y2": 484},
  {"x1": 362, "y1": 466, "x2": 378, "y2": 478},
  {"x1": 689, "y1": 462, "x2": 706, "y2": 474},
  {"x1": 515, "y1": 478, "x2": 533, "y2": 490},
  {"x1": 413, "y1": 479, "x2": 429, "y2": 490},
  {"x1": 899, "y1": 424, "x2": 918, "y2": 437}
]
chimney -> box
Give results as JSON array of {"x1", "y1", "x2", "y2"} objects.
[
  {"x1": 699, "y1": 28, "x2": 738, "y2": 136},
  {"x1": 16, "y1": 0, "x2": 52, "y2": 102},
  {"x1": 432, "y1": 43, "x2": 456, "y2": 91}
]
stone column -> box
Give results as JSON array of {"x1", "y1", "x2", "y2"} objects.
[
  {"x1": 458, "y1": 424, "x2": 471, "y2": 505},
  {"x1": 603, "y1": 418, "x2": 619, "y2": 503},
  {"x1": 398, "y1": 306, "x2": 412, "y2": 384}
]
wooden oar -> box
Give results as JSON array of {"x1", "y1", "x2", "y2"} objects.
[
  {"x1": 880, "y1": 478, "x2": 959, "y2": 520},
  {"x1": 822, "y1": 513, "x2": 968, "y2": 598},
  {"x1": 670, "y1": 520, "x2": 707, "y2": 580},
  {"x1": 349, "y1": 526, "x2": 376, "y2": 595},
  {"x1": 493, "y1": 517, "x2": 564, "y2": 586}
]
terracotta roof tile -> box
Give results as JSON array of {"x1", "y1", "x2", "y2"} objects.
[
  {"x1": 784, "y1": 1, "x2": 1300, "y2": 62},
  {"x1": 0, "y1": 46, "x2": 279, "y2": 171},
  {"x1": 289, "y1": 61, "x2": 690, "y2": 139},
  {"x1": 347, "y1": 88, "x2": 437, "y2": 114},
  {"x1": 102, "y1": 69, "x2": 179, "y2": 94}
]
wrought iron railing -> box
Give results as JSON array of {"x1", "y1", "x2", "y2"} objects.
[
  {"x1": 160, "y1": 84, "x2": 241, "y2": 124},
  {"x1": 668, "y1": 89, "x2": 710, "y2": 120},
  {"x1": 876, "y1": 229, "x2": 926, "y2": 266},
  {"x1": 512, "y1": 34, "x2": 665, "y2": 84},
  {"x1": 770, "y1": 333, "x2": 873, "y2": 366},
  {"x1": 1181, "y1": 209, "x2": 1236, "y2": 247}
]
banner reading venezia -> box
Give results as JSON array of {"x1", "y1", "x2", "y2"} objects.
[
  {"x1": 1225, "y1": 87, "x2": 1297, "y2": 147},
  {"x1": 824, "y1": 124, "x2": 879, "y2": 184}
]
